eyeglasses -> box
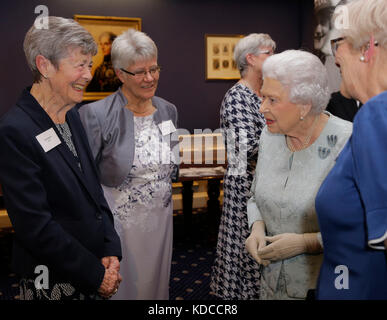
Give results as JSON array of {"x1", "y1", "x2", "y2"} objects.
[
  {"x1": 330, "y1": 37, "x2": 346, "y2": 57},
  {"x1": 120, "y1": 66, "x2": 161, "y2": 79},
  {"x1": 331, "y1": 36, "x2": 379, "y2": 57},
  {"x1": 257, "y1": 49, "x2": 274, "y2": 56}
]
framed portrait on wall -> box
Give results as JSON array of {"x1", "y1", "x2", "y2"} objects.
[
  {"x1": 205, "y1": 34, "x2": 244, "y2": 80},
  {"x1": 74, "y1": 15, "x2": 142, "y2": 101}
]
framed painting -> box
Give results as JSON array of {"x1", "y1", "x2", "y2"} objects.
[
  {"x1": 205, "y1": 34, "x2": 244, "y2": 80},
  {"x1": 74, "y1": 15, "x2": 142, "y2": 101}
]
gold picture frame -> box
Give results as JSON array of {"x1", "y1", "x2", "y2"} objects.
[
  {"x1": 74, "y1": 15, "x2": 142, "y2": 101},
  {"x1": 205, "y1": 34, "x2": 244, "y2": 80}
]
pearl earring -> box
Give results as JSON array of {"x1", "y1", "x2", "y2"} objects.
[
  {"x1": 360, "y1": 56, "x2": 365, "y2": 62},
  {"x1": 300, "y1": 116, "x2": 304, "y2": 121}
]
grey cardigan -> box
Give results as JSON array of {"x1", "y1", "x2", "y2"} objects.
[{"x1": 79, "y1": 88, "x2": 179, "y2": 187}]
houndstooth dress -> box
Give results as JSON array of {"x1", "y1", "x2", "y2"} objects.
[{"x1": 210, "y1": 83, "x2": 265, "y2": 300}]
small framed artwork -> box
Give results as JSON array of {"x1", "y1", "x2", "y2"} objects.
[
  {"x1": 74, "y1": 15, "x2": 142, "y2": 101},
  {"x1": 205, "y1": 34, "x2": 244, "y2": 80}
]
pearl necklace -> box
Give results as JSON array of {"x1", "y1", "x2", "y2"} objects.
[{"x1": 286, "y1": 114, "x2": 320, "y2": 152}]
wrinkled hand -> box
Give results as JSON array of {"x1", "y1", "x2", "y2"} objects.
[
  {"x1": 98, "y1": 268, "x2": 121, "y2": 299},
  {"x1": 101, "y1": 256, "x2": 122, "y2": 283},
  {"x1": 245, "y1": 221, "x2": 270, "y2": 266},
  {"x1": 98, "y1": 256, "x2": 122, "y2": 299},
  {"x1": 101, "y1": 256, "x2": 120, "y2": 273},
  {"x1": 257, "y1": 233, "x2": 306, "y2": 262}
]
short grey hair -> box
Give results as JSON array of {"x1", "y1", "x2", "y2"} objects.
[
  {"x1": 23, "y1": 16, "x2": 97, "y2": 83},
  {"x1": 334, "y1": 0, "x2": 387, "y2": 49},
  {"x1": 234, "y1": 33, "x2": 276, "y2": 77},
  {"x1": 262, "y1": 50, "x2": 330, "y2": 114},
  {"x1": 111, "y1": 28, "x2": 157, "y2": 70}
]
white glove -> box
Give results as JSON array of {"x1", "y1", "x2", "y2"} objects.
[
  {"x1": 257, "y1": 233, "x2": 322, "y2": 262},
  {"x1": 245, "y1": 221, "x2": 270, "y2": 266}
]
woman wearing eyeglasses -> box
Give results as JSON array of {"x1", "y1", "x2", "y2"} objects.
[
  {"x1": 315, "y1": 0, "x2": 387, "y2": 300},
  {"x1": 79, "y1": 28, "x2": 178, "y2": 300}
]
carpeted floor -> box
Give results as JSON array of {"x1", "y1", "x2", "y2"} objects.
[
  {"x1": 169, "y1": 209, "x2": 219, "y2": 300},
  {"x1": 0, "y1": 231, "x2": 19, "y2": 300},
  {"x1": 0, "y1": 209, "x2": 220, "y2": 300}
]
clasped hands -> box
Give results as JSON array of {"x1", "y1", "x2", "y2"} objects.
[
  {"x1": 245, "y1": 221, "x2": 321, "y2": 266},
  {"x1": 98, "y1": 256, "x2": 122, "y2": 299}
]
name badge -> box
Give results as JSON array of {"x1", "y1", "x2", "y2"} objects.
[
  {"x1": 158, "y1": 120, "x2": 176, "y2": 136},
  {"x1": 36, "y1": 128, "x2": 61, "y2": 152}
]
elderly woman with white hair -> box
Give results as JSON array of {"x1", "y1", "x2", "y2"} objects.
[
  {"x1": 315, "y1": 0, "x2": 387, "y2": 299},
  {"x1": 245, "y1": 50, "x2": 352, "y2": 300},
  {"x1": 211, "y1": 33, "x2": 275, "y2": 299},
  {"x1": 79, "y1": 29, "x2": 178, "y2": 300},
  {"x1": 0, "y1": 16, "x2": 122, "y2": 300}
]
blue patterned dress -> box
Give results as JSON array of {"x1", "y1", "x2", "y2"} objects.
[{"x1": 211, "y1": 83, "x2": 265, "y2": 299}]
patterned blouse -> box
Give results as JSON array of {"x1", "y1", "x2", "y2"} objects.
[{"x1": 55, "y1": 122, "x2": 82, "y2": 171}]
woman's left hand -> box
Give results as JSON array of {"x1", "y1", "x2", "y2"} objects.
[
  {"x1": 257, "y1": 233, "x2": 306, "y2": 262},
  {"x1": 101, "y1": 256, "x2": 120, "y2": 272}
]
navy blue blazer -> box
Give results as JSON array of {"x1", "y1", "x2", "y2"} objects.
[{"x1": 0, "y1": 88, "x2": 122, "y2": 295}]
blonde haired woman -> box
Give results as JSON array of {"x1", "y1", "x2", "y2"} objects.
[{"x1": 315, "y1": 0, "x2": 387, "y2": 299}]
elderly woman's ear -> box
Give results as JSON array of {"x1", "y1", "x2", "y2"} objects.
[
  {"x1": 361, "y1": 38, "x2": 378, "y2": 63},
  {"x1": 35, "y1": 54, "x2": 55, "y2": 80},
  {"x1": 299, "y1": 104, "x2": 312, "y2": 119},
  {"x1": 245, "y1": 53, "x2": 255, "y2": 66},
  {"x1": 115, "y1": 68, "x2": 126, "y2": 83}
]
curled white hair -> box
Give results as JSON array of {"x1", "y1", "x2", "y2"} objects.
[
  {"x1": 262, "y1": 50, "x2": 330, "y2": 114},
  {"x1": 111, "y1": 28, "x2": 157, "y2": 70},
  {"x1": 234, "y1": 33, "x2": 276, "y2": 77}
]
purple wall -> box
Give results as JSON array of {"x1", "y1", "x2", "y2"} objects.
[{"x1": 0, "y1": 0, "x2": 314, "y2": 132}]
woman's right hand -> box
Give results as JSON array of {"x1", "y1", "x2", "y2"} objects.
[
  {"x1": 245, "y1": 220, "x2": 270, "y2": 266},
  {"x1": 98, "y1": 267, "x2": 121, "y2": 299}
]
